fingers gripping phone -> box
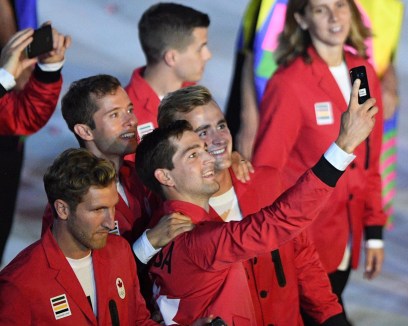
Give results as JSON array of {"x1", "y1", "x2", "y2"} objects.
[
  {"x1": 26, "y1": 25, "x2": 53, "y2": 58},
  {"x1": 349, "y1": 65, "x2": 371, "y2": 104}
]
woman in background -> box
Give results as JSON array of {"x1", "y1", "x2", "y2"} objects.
[{"x1": 251, "y1": 0, "x2": 387, "y2": 323}]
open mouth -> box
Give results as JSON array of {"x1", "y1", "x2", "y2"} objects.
[
  {"x1": 202, "y1": 169, "x2": 215, "y2": 178},
  {"x1": 120, "y1": 132, "x2": 136, "y2": 140},
  {"x1": 209, "y1": 148, "x2": 226, "y2": 156},
  {"x1": 329, "y1": 26, "x2": 342, "y2": 33}
]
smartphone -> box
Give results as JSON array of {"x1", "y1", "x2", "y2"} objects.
[
  {"x1": 349, "y1": 65, "x2": 371, "y2": 104},
  {"x1": 26, "y1": 25, "x2": 53, "y2": 58}
]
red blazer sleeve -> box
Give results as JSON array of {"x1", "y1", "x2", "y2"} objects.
[
  {"x1": 186, "y1": 168, "x2": 337, "y2": 271},
  {"x1": 0, "y1": 66, "x2": 62, "y2": 136},
  {"x1": 294, "y1": 232, "x2": 343, "y2": 323}
]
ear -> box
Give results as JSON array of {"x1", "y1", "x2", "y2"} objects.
[
  {"x1": 163, "y1": 48, "x2": 177, "y2": 67},
  {"x1": 154, "y1": 168, "x2": 175, "y2": 187},
  {"x1": 54, "y1": 199, "x2": 70, "y2": 221},
  {"x1": 74, "y1": 124, "x2": 94, "y2": 141},
  {"x1": 294, "y1": 12, "x2": 308, "y2": 30}
]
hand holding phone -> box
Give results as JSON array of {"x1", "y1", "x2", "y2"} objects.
[
  {"x1": 26, "y1": 25, "x2": 53, "y2": 58},
  {"x1": 349, "y1": 65, "x2": 371, "y2": 104}
]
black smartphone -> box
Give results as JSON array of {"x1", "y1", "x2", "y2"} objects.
[
  {"x1": 349, "y1": 65, "x2": 371, "y2": 104},
  {"x1": 26, "y1": 25, "x2": 53, "y2": 58}
]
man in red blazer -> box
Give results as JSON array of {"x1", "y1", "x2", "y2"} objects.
[
  {"x1": 125, "y1": 3, "x2": 211, "y2": 139},
  {"x1": 0, "y1": 148, "x2": 158, "y2": 325}
]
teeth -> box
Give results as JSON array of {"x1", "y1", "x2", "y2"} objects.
[
  {"x1": 121, "y1": 132, "x2": 135, "y2": 139},
  {"x1": 210, "y1": 148, "x2": 225, "y2": 155},
  {"x1": 330, "y1": 26, "x2": 341, "y2": 32},
  {"x1": 202, "y1": 170, "x2": 214, "y2": 177}
]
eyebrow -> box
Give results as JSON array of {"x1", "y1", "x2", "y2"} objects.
[
  {"x1": 180, "y1": 143, "x2": 201, "y2": 157},
  {"x1": 103, "y1": 102, "x2": 133, "y2": 115},
  {"x1": 194, "y1": 119, "x2": 226, "y2": 133}
]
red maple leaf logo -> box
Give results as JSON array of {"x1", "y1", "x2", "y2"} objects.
[{"x1": 117, "y1": 279, "x2": 123, "y2": 288}]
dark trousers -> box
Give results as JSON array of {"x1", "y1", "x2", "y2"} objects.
[{"x1": 0, "y1": 136, "x2": 24, "y2": 265}]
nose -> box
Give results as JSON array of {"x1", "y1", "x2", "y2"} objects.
[
  {"x1": 203, "y1": 147, "x2": 216, "y2": 164},
  {"x1": 204, "y1": 46, "x2": 212, "y2": 62},
  {"x1": 124, "y1": 111, "x2": 137, "y2": 127},
  {"x1": 103, "y1": 206, "x2": 116, "y2": 230},
  {"x1": 328, "y1": 8, "x2": 338, "y2": 22},
  {"x1": 212, "y1": 132, "x2": 226, "y2": 146}
]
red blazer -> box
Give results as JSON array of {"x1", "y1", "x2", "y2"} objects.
[
  {"x1": 150, "y1": 161, "x2": 341, "y2": 325},
  {"x1": 125, "y1": 67, "x2": 161, "y2": 136},
  {"x1": 42, "y1": 160, "x2": 159, "y2": 245},
  {"x1": 125, "y1": 66, "x2": 194, "y2": 137},
  {"x1": 230, "y1": 167, "x2": 342, "y2": 325},
  {"x1": 253, "y1": 47, "x2": 386, "y2": 272},
  {"x1": 0, "y1": 66, "x2": 62, "y2": 136},
  {"x1": 0, "y1": 229, "x2": 158, "y2": 325}
]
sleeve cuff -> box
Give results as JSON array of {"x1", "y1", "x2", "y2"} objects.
[
  {"x1": 37, "y1": 60, "x2": 65, "y2": 72},
  {"x1": 365, "y1": 239, "x2": 384, "y2": 249},
  {"x1": 364, "y1": 225, "x2": 383, "y2": 240},
  {"x1": 34, "y1": 63, "x2": 62, "y2": 83},
  {"x1": 0, "y1": 68, "x2": 16, "y2": 91},
  {"x1": 132, "y1": 229, "x2": 161, "y2": 264},
  {"x1": 324, "y1": 142, "x2": 356, "y2": 171}
]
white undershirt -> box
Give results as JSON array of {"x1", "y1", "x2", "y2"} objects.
[
  {"x1": 67, "y1": 253, "x2": 97, "y2": 315},
  {"x1": 209, "y1": 187, "x2": 243, "y2": 222},
  {"x1": 116, "y1": 180, "x2": 129, "y2": 206},
  {"x1": 329, "y1": 61, "x2": 351, "y2": 103}
]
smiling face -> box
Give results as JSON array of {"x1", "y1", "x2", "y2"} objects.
[
  {"x1": 180, "y1": 101, "x2": 233, "y2": 172},
  {"x1": 166, "y1": 130, "x2": 219, "y2": 203},
  {"x1": 64, "y1": 182, "x2": 119, "y2": 257},
  {"x1": 296, "y1": 0, "x2": 351, "y2": 53},
  {"x1": 90, "y1": 87, "x2": 138, "y2": 160},
  {"x1": 173, "y1": 27, "x2": 212, "y2": 83}
]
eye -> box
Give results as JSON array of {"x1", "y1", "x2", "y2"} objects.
[
  {"x1": 312, "y1": 6, "x2": 327, "y2": 15},
  {"x1": 188, "y1": 152, "x2": 197, "y2": 158},
  {"x1": 337, "y1": 0, "x2": 347, "y2": 8},
  {"x1": 109, "y1": 112, "x2": 118, "y2": 118},
  {"x1": 198, "y1": 130, "x2": 207, "y2": 138},
  {"x1": 218, "y1": 123, "x2": 227, "y2": 130},
  {"x1": 128, "y1": 107, "x2": 134, "y2": 114}
]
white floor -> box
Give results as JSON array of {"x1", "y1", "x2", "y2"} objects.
[{"x1": 2, "y1": 1, "x2": 408, "y2": 325}]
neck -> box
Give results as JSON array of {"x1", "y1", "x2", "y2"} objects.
[
  {"x1": 144, "y1": 64, "x2": 184, "y2": 98},
  {"x1": 85, "y1": 145, "x2": 122, "y2": 174},
  {"x1": 52, "y1": 222, "x2": 91, "y2": 259},
  {"x1": 314, "y1": 44, "x2": 344, "y2": 67},
  {"x1": 212, "y1": 168, "x2": 233, "y2": 197}
]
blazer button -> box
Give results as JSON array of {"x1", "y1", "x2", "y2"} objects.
[
  {"x1": 349, "y1": 194, "x2": 354, "y2": 200},
  {"x1": 260, "y1": 290, "x2": 268, "y2": 298},
  {"x1": 253, "y1": 257, "x2": 258, "y2": 264}
]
